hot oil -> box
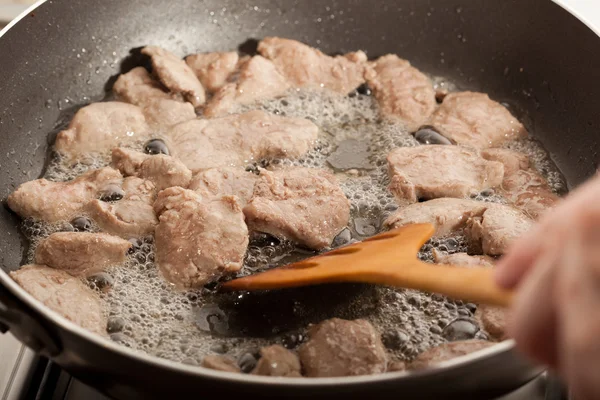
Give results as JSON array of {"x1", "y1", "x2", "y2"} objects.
[{"x1": 21, "y1": 87, "x2": 566, "y2": 366}]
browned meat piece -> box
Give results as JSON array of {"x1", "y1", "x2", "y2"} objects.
[
  {"x1": 141, "y1": 98, "x2": 196, "y2": 132},
  {"x1": 111, "y1": 148, "x2": 192, "y2": 191},
  {"x1": 466, "y1": 204, "x2": 534, "y2": 256},
  {"x1": 387, "y1": 360, "x2": 407, "y2": 372},
  {"x1": 54, "y1": 102, "x2": 150, "y2": 162},
  {"x1": 257, "y1": 37, "x2": 367, "y2": 94},
  {"x1": 113, "y1": 66, "x2": 172, "y2": 105},
  {"x1": 409, "y1": 340, "x2": 495, "y2": 370},
  {"x1": 204, "y1": 56, "x2": 290, "y2": 117},
  {"x1": 201, "y1": 355, "x2": 241, "y2": 373},
  {"x1": 34, "y1": 232, "x2": 131, "y2": 277},
  {"x1": 251, "y1": 345, "x2": 302, "y2": 377},
  {"x1": 476, "y1": 305, "x2": 508, "y2": 341},
  {"x1": 10, "y1": 265, "x2": 107, "y2": 336},
  {"x1": 141, "y1": 46, "x2": 206, "y2": 108},
  {"x1": 85, "y1": 177, "x2": 158, "y2": 239},
  {"x1": 384, "y1": 198, "x2": 488, "y2": 237},
  {"x1": 154, "y1": 187, "x2": 249, "y2": 289},
  {"x1": 185, "y1": 52, "x2": 240, "y2": 93},
  {"x1": 433, "y1": 250, "x2": 495, "y2": 268},
  {"x1": 298, "y1": 318, "x2": 387, "y2": 377},
  {"x1": 387, "y1": 146, "x2": 504, "y2": 203},
  {"x1": 480, "y1": 148, "x2": 530, "y2": 176},
  {"x1": 7, "y1": 167, "x2": 123, "y2": 223},
  {"x1": 166, "y1": 110, "x2": 319, "y2": 172},
  {"x1": 482, "y1": 148, "x2": 559, "y2": 219},
  {"x1": 365, "y1": 54, "x2": 436, "y2": 132},
  {"x1": 427, "y1": 92, "x2": 528, "y2": 149},
  {"x1": 243, "y1": 167, "x2": 350, "y2": 249},
  {"x1": 188, "y1": 167, "x2": 257, "y2": 206}
]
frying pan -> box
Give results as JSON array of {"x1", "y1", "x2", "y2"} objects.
[{"x1": 0, "y1": 0, "x2": 598, "y2": 399}]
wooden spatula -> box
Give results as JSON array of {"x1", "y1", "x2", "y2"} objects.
[{"x1": 220, "y1": 223, "x2": 514, "y2": 308}]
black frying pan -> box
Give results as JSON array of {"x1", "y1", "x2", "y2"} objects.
[{"x1": 0, "y1": 0, "x2": 598, "y2": 399}]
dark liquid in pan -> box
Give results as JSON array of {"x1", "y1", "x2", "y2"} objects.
[{"x1": 22, "y1": 83, "x2": 567, "y2": 366}]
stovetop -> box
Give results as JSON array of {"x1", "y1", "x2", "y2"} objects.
[{"x1": 0, "y1": 330, "x2": 569, "y2": 400}]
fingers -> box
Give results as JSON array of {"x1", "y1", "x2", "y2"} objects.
[
  {"x1": 494, "y1": 223, "x2": 544, "y2": 289},
  {"x1": 506, "y1": 233, "x2": 560, "y2": 369},
  {"x1": 557, "y1": 224, "x2": 600, "y2": 400}
]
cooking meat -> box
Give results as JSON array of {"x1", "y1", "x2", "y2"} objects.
[
  {"x1": 365, "y1": 54, "x2": 436, "y2": 132},
  {"x1": 384, "y1": 198, "x2": 488, "y2": 237},
  {"x1": 481, "y1": 148, "x2": 559, "y2": 218},
  {"x1": 243, "y1": 167, "x2": 350, "y2": 249},
  {"x1": 188, "y1": 167, "x2": 258, "y2": 206},
  {"x1": 10, "y1": 265, "x2": 107, "y2": 336},
  {"x1": 141, "y1": 46, "x2": 206, "y2": 108},
  {"x1": 54, "y1": 102, "x2": 150, "y2": 162},
  {"x1": 141, "y1": 98, "x2": 196, "y2": 132},
  {"x1": 85, "y1": 177, "x2": 158, "y2": 239},
  {"x1": 476, "y1": 305, "x2": 508, "y2": 341},
  {"x1": 153, "y1": 187, "x2": 249, "y2": 289},
  {"x1": 427, "y1": 92, "x2": 528, "y2": 149},
  {"x1": 298, "y1": 318, "x2": 387, "y2": 377},
  {"x1": 257, "y1": 37, "x2": 367, "y2": 94},
  {"x1": 251, "y1": 345, "x2": 302, "y2": 377},
  {"x1": 166, "y1": 110, "x2": 319, "y2": 172},
  {"x1": 111, "y1": 148, "x2": 192, "y2": 191},
  {"x1": 113, "y1": 66, "x2": 173, "y2": 105},
  {"x1": 34, "y1": 232, "x2": 131, "y2": 277},
  {"x1": 466, "y1": 204, "x2": 534, "y2": 256},
  {"x1": 204, "y1": 55, "x2": 290, "y2": 117},
  {"x1": 7, "y1": 167, "x2": 123, "y2": 223},
  {"x1": 387, "y1": 145, "x2": 504, "y2": 204},
  {"x1": 409, "y1": 340, "x2": 495, "y2": 370},
  {"x1": 201, "y1": 355, "x2": 241, "y2": 373},
  {"x1": 185, "y1": 52, "x2": 240, "y2": 93},
  {"x1": 433, "y1": 251, "x2": 495, "y2": 268}
]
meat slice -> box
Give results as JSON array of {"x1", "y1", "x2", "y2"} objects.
[
  {"x1": 427, "y1": 92, "x2": 528, "y2": 149},
  {"x1": 154, "y1": 187, "x2": 249, "y2": 289},
  {"x1": 34, "y1": 232, "x2": 131, "y2": 277},
  {"x1": 409, "y1": 340, "x2": 495, "y2": 370},
  {"x1": 365, "y1": 54, "x2": 436, "y2": 132},
  {"x1": 111, "y1": 148, "x2": 192, "y2": 191},
  {"x1": 243, "y1": 167, "x2": 350, "y2": 250},
  {"x1": 166, "y1": 110, "x2": 319, "y2": 172},
  {"x1": 466, "y1": 204, "x2": 533, "y2": 256},
  {"x1": 204, "y1": 56, "x2": 290, "y2": 117},
  {"x1": 383, "y1": 198, "x2": 488, "y2": 237},
  {"x1": 201, "y1": 355, "x2": 241, "y2": 373},
  {"x1": 85, "y1": 177, "x2": 158, "y2": 239},
  {"x1": 298, "y1": 318, "x2": 387, "y2": 377},
  {"x1": 251, "y1": 345, "x2": 302, "y2": 377},
  {"x1": 141, "y1": 46, "x2": 206, "y2": 108},
  {"x1": 476, "y1": 305, "x2": 508, "y2": 341},
  {"x1": 387, "y1": 145, "x2": 504, "y2": 204},
  {"x1": 113, "y1": 66, "x2": 172, "y2": 105},
  {"x1": 7, "y1": 167, "x2": 123, "y2": 223},
  {"x1": 188, "y1": 167, "x2": 258, "y2": 206},
  {"x1": 54, "y1": 102, "x2": 150, "y2": 162},
  {"x1": 185, "y1": 51, "x2": 240, "y2": 93},
  {"x1": 433, "y1": 251, "x2": 495, "y2": 268},
  {"x1": 141, "y1": 98, "x2": 196, "y2": 132},
  {"x1": 482, "y1": 148, "x2": 559, "y2": 219},
  {"x1": 10, "y1": 265, "x2": 107, "y2": 336},
  {"x1": 257, "y1": 37, "x2": 367, "y2": 94}
]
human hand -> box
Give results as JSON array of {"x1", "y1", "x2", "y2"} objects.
[{"x1": 494, "y1": 173, "x2": 600, "y2": 400}]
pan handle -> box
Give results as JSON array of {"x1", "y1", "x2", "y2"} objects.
[{"x1": 0, "y1": 283, "x2": 62, "y2": 357}]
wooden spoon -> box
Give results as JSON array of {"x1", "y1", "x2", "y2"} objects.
[{"x1": 220, "y1": 223, "x2": 514, "y2": 308}]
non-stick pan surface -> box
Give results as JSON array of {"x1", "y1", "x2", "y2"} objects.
[{"x1": 0, "y1": 0, "x2": 599, "y2": 399}]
